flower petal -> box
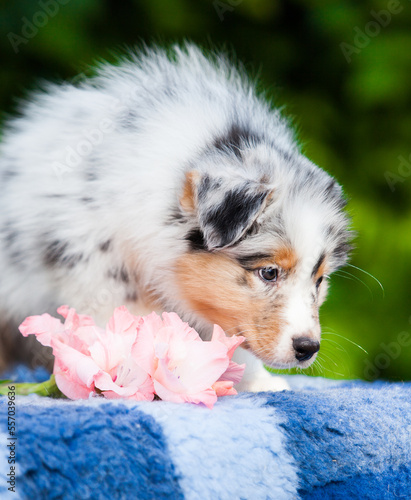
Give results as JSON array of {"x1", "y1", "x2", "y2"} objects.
[
  {"x1": 131, "y1": 312, "x2": 162, "y2": 376},
  {"x1": 93, "y1": 362, "x2": 154, "y2": 400},
  {"x1": 51, "y1": 338, "x2": 101, "y2": 389},
  {"x1": 107, "y1": 306, "x2": 142, "y2": 336},
  {"x1": 184, "y1": 388, "x2": 218, "y2": 409},
  {"x1": 211, "y1": 325, "x2": 245, "y2": 359},
  {"x1": 154, "y1": 382, "x2": 218, "y2": 409},
  {"x1": 18, "y1": 314, "x2": 65, "y2": 347},
  {"x1": 212, "y1": 380, "x2": 237, "y2": 397},
  {"x1": 102, "y1": 389, "x2": 154, "y2": 401},
  {"x1": 218, "y1": 361, "x2": 246, "y2": 384},
  {"x1": 173, "y1": 341, "x2": 229, "y2": 392},
  {"x1": 57, "y1": 305, "x2": 95, "y2": 326},
  {"x1": 153, "y1": 358, "x2": 186, "y2": 397},
  {"x1": 161, "y1": 312, "x2": 202, "y2": 342},
  {"x1": 54, "y1": 371, "x2": 92, "y2": 400}
]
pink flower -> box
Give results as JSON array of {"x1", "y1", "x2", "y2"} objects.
[
  {"x1": 19, "y1": 306, "x2": 245, "y2": 408},
  {"x1": 210, "y1": 325, "x2": 245, "y2": 396},
  {"x1": 19, "y1": 306, "x2": 154, "y2": 401},
  {"x1": 133, "y1": 312, "x2": 245, "y2": 408}
]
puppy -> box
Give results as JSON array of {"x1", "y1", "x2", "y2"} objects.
[{"x1": 0, "y1": 44, "x2": 350, "y2": 391}]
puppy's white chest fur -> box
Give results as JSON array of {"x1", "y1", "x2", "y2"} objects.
[{"x1": 232, "y1": 348, "x2": 291, "y2": 392}]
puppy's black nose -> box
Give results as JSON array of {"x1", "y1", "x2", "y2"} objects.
[{"x1": 293, "y1": 337, "x2": 320, "y2": 362}]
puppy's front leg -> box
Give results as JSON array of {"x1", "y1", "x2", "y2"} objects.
[{"x1": 233, "y1": 347, "x2": 290, "y2": 392}]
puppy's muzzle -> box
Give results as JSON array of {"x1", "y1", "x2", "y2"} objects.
[{"x1": 293, "y1": 337, "x2": 320, "y2": 362}]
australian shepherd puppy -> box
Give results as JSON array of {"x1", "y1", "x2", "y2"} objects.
[{"x1": 0, "y1": 44, "x2": 351, "y2": 391}]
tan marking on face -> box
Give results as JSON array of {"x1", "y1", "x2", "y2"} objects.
[
  {"x1": 314, "y1": 259, "x2": 328, "y2": 282},
  {"x1": 175, "y1": 252, "x2": 287, "y2": 364},
  {"x1": 180, "y1": 171, "x2": 200, "y2": 213},
  {"x1": 275, "y1": 246, "x2": 298, "y2": 271}
]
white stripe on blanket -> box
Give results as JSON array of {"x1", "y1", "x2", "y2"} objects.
[{"x1": 139, "y1": 393, "x2": 299, "y2": 500}]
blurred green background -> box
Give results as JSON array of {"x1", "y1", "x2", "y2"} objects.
[{"x1": 1, "y1": 0, "x2": 410, "y2": 381}]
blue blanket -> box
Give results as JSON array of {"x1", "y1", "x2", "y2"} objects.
[{"x1": 0, "y1": 367, "x2": 410, "y2": 499}]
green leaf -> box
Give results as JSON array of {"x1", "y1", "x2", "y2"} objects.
[{"x1": 0, "y1": 375, "x2": 66, "y2": 398}]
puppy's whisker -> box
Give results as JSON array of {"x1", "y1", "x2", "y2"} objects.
[
  {"x1": 314, "y1": 355, "x2": 344, "y2": 377},
  {"x1": 346, "y1": 263, "x2": 385, "y2": 297},
  {"x1": 334, "y1": 271, "x2": 373, "y2": 297},
  {"x1": 317, "y1": 351, "x2": 338, "y2": 368},
  {"x1": 322, "y1": 332, "x2": 368, "y2": 354},
  {"x1": 314, "y1": 359, "x2": 324, "y2": 376},
  {"x1": 321, "y1": 325, "x2": 339, "y2": 334},
  {"x1": 320, "y1": 338, "x2": 348, "y2": 354}
]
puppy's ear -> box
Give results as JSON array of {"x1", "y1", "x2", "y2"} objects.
[{"x1": 180, "y1": 170, "x2": 272, "y2": 250}]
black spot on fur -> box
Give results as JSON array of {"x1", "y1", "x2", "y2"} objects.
[
  {"x1": 2, "y1": 169, "x2": 18, "y2": 182},
  {"x1": 81, "y1": 196, "x2": 94, "y2": 204},
  {"x1": 1, "y1": 222, "x2": 25, "y2": 265},
  {"x1": 85, "y1": 157, "x2": 99, "y2": 182},
  {"x1": 332, "y1": 242, "x2": 352, "y2": 261},
  {"x1": 120, "y1": 266, "x2": 129, "y2": 283},
  {"x1": 325, "y1": 225, "x2": 335, "y2": 237},
  {"x1": 169, "y1": 208, "x2": 186, "y2": 224},
  {"x1": 336, "y1": 196, "x2": 347, "y2": 210},
  {"x1": 205, "y1": 188, "x2": 267, "y2": 248},
  {"x1": 2, "y1": 224, "x2": 18, "y2": 249},
  {"x1": 312, "y1": 253, "x2": 326, "y2": 278},
  {"x1": 125, "y1": 291, "x2": 138, "y2": 302},
  {"x1": 163, "y1": 85, "x2": 177, "y2": 99},
  {"x1": 6, "y1": 231, "x2": 18, "y2": 247},
  {"x1": 325, "y1": 179, "x2": 336, "y2": 195},
  {"x1": 197, "y1": 174, "x2": 212, "y2": 203},
  {"x1": 99, "y1": 239, "x2": 112, "y2": 252},
  {"x1": 9, "y1": 250, "x2": 24, "y2": 266},
  {"x1": 44, "y1": 240, "x2": 83, "y2": 268},
  {"x1": 62, "y1": 253, "x2": 83, "y2": 269},
  {"x1": 44, "y1": 194, "x2": 66, "y2": 199},
  {"x1": 213, "y1": 124, "x2": 263, "y2": 159},
  {"x1": 276, "y1": 147, "x2": 293, "y2": 164},
  {"x1": 119, "y1": 109, "x2": 138, "y2": 130},
  {"x1": 44, "y1": 240, "x2": 68, "y2": 266},
  {"x1": 108, "y1": 265, "x2": 130, "y2": 284},
  {"x1": 324, "y1": 180, "x2": 347, "y2": 210},
  {"x1": 86, "y1": 171, "x2": 98, "y2": 182},
  {"x1": 186, "y1": 228, "x2": 206, "y2": 251}
]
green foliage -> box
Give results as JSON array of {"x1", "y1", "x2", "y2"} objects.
[{"x1": 0, "y1": 0, "x2": 410, "y2": 381}]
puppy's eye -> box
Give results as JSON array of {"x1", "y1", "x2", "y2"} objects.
[
  {"x1": 316, "y1": 276, "x2": 323, "y2": 289},
  {"x1": 258, "y1": 267, "x2": 278, "y2": 283}
]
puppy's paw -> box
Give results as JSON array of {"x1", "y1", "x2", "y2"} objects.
[{"x1": 236, "y1": 373, "x2": 290, "y2": 393}]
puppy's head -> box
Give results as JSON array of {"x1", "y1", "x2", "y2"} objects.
[{"x1": 174, "y1": 145, "x2": 351, "y2": 369}]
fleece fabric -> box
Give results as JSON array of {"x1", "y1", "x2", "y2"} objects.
[{"x1": 0, "y1": 368, "x2": 410, "y2": 500}]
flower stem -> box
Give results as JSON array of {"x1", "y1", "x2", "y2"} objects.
[{"x1": 0, "y1": 375, "x2": 65, "y2": 398}]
